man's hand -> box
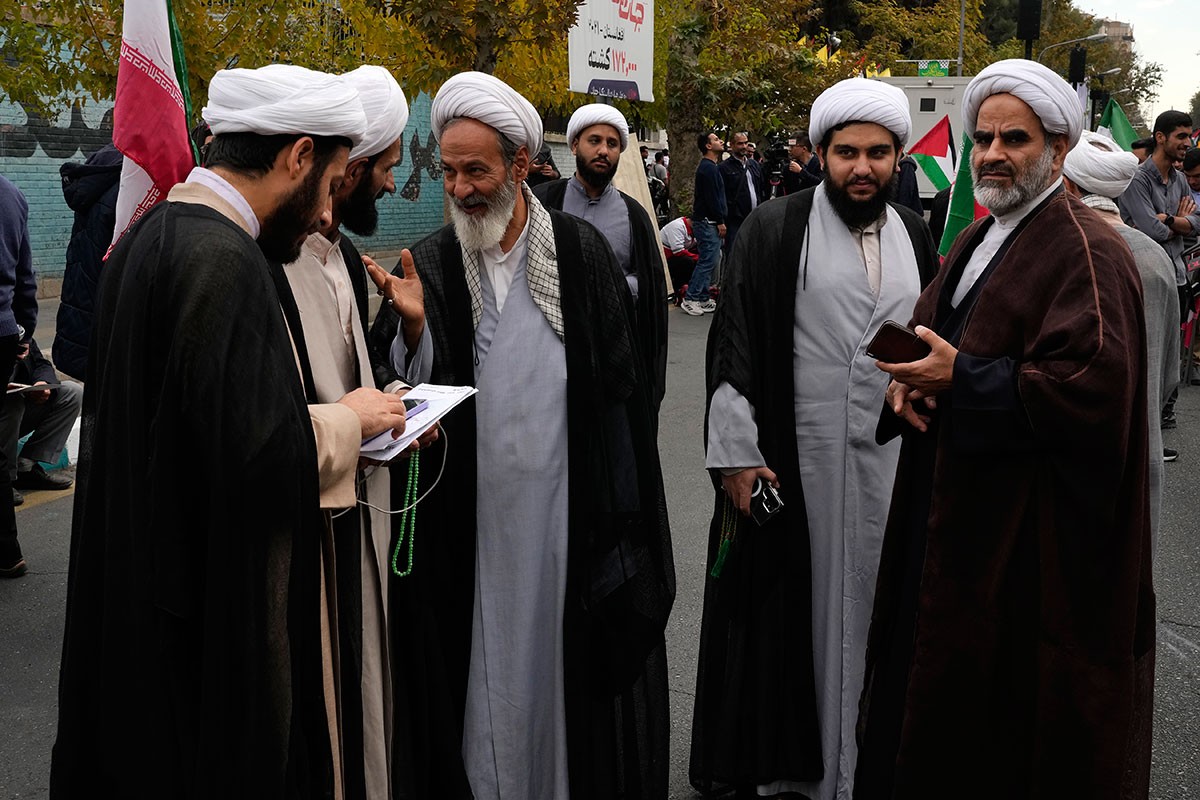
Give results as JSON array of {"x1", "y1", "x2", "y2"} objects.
[
  {"x1": 788, "y1": 160, "x2": 802, "y2": 173},
  {"x1": 337, "y1": 387, "x2": 407, "y2": 439},
  {"x1": 1178, "y1": 194, "x2": 1197, "y2": 218},
  {"x1": 875, "y1": 325, "x2": 956, "y2": 396},
  {"x1": 720, "y1": 466, "x2": 779, "y2": 517},
  {"x1": 884, "y1": 380, "x2": 936, "y2": 433},
  {"x1": 29, "y1": 380, "x2": 51, "y2": 405},
  {"x1": 717, "y1": 223, "x2": 727, "y2": 238},
  {"x1": 366, "y1": 250, "x2": 425, "y2": 352}
]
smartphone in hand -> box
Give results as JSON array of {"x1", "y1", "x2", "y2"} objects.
[{"x1": 865, "y1": 320, "x2": 931, "y2": 363}]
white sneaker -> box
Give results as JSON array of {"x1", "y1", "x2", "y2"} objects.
[
  {"x1": 680, "y1": 299, "x2": 705, "y2": 316},
  {"x1": 697, "y1": 299, "x2": 718, "y2": 313}
]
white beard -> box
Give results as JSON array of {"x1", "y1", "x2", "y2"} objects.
[
  {"x1": 449, "y1": 176, "x2": 519, "y2": 253},
  {"x1": 973, "y1": 143, "x2": 1056, "y2": 216}
]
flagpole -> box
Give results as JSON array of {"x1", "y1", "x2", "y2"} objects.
[{"x1": 957, "y1": 0, "x2": 965, "y2": 77}]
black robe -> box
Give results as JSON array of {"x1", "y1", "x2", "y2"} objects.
[
  {"x1": 533, "y1": 178, "x2": 669, "y2": 418},
  {"x1": 855, "y1": 188, "x2": 1154, "y2": 799},
  {"x1": 691, "y1": 189, "x2": 937, "y2": 793},
  {"x1": 51, "y1": 202, "x2": 333, "y2": 799},
  {"x1": 369, "y1": 212, "x2": 675, "y2": 799}
]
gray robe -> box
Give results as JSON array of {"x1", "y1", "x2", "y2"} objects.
[{"x1": 707, "y1": 188, "x2": 922, "y2": 799}]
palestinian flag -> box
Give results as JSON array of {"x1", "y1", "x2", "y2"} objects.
[
  {"x1": 108, "y1": 0, "x2": 196, "y2": 256},
  {"x1": 908, "y1": 115, "x2": 956, "y2": 192},
  {"x1": 938, "y1": 132, "x2": 988, "y2": 257},
  {"x1": 1096, "y1": 98, "x2": 1138, "y2": 151}
]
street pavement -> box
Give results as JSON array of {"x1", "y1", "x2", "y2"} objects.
[{"x1": 2, "y1": 307, "x2": 1198, "y2": 798}]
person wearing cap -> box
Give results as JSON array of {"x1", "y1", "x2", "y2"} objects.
[
  {"x1": 690, "y1": 77, "x2": 937, "y2": 800},
  {"x1": 367, "y1": 72, "x2": 673, "y2": 799},
  {"x1": 1064, "y1": 130, "x2": 1177, "y2": 540},
  {"x1": 533, "y1": 102, "x2": 668, "y2": 418},
  {"x1": 51, "y1": 64, "x2": 411, "y2": 798},
  {"x1": 859, "y1": 59, "x2": 1154, "y2": 797},
  {"x1": 278, "y1": 64, "x2": 421, "y2": 800}
]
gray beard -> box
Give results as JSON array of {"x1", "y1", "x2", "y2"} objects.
[
  {"x1": 972, "y1": 143, "x2": 1056, "y2": 216},
  {"x1": 449, "y1": 177, "x2": 519, "y2": 253}
]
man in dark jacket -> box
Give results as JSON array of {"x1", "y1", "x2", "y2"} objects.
[
  {"x1": 683, "y1": 132, "x2": 726, "y2": 316},
  {"x1": 55, "y1": 144, "x2": 122, "y2": 381},
  {"x1": 719, "y1": 131, "x2": 765, "y2": 255},
  {"x1": 2, "y1": 338, "x2": 81, "y2": 505}
]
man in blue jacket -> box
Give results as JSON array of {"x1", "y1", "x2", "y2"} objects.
[
  {"x1": 0, "y1": 173, "x2": 38, "y2": 578},
  {"x1": 683, "y1": 132, "x2": 726, "y2": 316}
]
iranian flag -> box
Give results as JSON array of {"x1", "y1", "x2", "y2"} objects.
[
  {"x1": 908, "y1": 115, "x2": 956, "y2": 192},
  {"x1": 107, "y1": 0, "x2": 196, "y2": 256},
  {"x1": 938, "y1": 132, "x2": 988, "y2": 257},
  {"x1": 1096, "y1": 98, "x2": 1138, "y2": 151}
]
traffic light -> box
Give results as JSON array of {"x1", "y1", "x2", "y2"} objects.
[{"x1": 1068, "y1": 46, "x2": 1087, "y2": 84}]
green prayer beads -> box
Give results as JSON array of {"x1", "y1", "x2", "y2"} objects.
[{"x1": 391, "y1": 451, "x2": 420, "y2": 577}]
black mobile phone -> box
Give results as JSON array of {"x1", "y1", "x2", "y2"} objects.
[{"x1": 865, "y1": 320, "x2": 931, "y2": 363}]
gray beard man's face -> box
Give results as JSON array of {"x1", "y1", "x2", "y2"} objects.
[
  {"x1": 972, "y1": 142, "x2": 1056, "y2": 216},
  {"x1": 448, "y1": 171, "x2": 519, "y2": 252}
]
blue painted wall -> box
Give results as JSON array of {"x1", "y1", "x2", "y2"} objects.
[{"x1": 0, "y1": 92, "x2": 445, "y2": 280}]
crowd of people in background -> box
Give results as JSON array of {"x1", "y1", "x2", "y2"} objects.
[{"x1": 0, "y1": 52, "x2": 1196, "y2": 800}]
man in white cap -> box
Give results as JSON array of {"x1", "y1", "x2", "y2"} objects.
[
  {"x1": 689, "y1": 77, "x2": 937, "y2": 800},
  {"x1": 533, "y1": 102, "x2": 668, "y2": 417},
  {"x1": 280, "y1": 63, "x2": 417, "y2": 800},
  {"x1": 367, "y1": 72, "x2": 673, "y2": 800},
  {"x1": 859, "y1": 59, "x2": 1153, "y2": 798},
  {"x1": 51, "y1": 64, "x2": 411, "y2": 799},
  {"x1": 1064, "y1": 131, "x2": 1178, "y2": 544}
]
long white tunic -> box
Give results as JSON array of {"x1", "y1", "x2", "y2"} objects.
[{"x1": 708, "y1": 186, "x2": 922, "y2": 800}]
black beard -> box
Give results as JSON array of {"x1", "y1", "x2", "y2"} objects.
[
  {"x1": 259, "y1": 165, "x2": 323, "y2": 264},
  {"x1": 575, "y1": 152, "x2": 617, "y2": 191},
  {"x1": 341, "y1": 177, "x2": 381, "y2": 237},
  {"x1": 825, "y1": 174, "x2": 897, "y2": 228}
]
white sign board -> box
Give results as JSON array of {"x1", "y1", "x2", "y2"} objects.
[{"x1": 568, "y1": 0, "x2": 654, "y2": 102}]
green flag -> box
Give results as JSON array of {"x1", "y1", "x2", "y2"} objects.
[
  {"x1": 939, "y1": 133, "x2": 986, "y2": 257},
  {"x1": 1096, "y1": 98, "x2": 1138, "y2": 151}
]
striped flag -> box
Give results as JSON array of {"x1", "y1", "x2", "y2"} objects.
[
  {"x1": 908, "y1": 115, "x2": 956, "y2": 191},
  {"x1": 107, "y1": 0, "x2": 195, "y2": 256},
  {"x1": 1095, "y1": 98, "x2": 1138, "y2": 151},
  {"x1": 939, "y1": 132, "x2": 988, "y2": 257}
]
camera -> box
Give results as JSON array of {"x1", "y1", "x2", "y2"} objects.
[
  {"x1": 749, "y1": 478, "x2": 784, "y2": 526},
  {"x1": 762, "y1": 136, "x2": 792, "y2": 199}
]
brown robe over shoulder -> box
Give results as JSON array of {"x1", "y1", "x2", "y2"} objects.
[{"x1": 856, "y1": 188, "x2": 1155, "y2": 800}]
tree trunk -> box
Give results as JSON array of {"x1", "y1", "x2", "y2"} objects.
[{"x1": 664, "y1": 2, "x2": 714, "y2": 216}]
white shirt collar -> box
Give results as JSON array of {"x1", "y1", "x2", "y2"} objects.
[{"x1": 184, "y1": 167, "x2": 261, "y2": 239}]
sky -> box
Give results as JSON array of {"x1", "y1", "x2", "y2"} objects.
[{"x1": 1078, "y1": 0, "x2": 1198, "y2": 122}]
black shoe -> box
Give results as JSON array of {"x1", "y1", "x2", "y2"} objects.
[
  {"x1": 1164, "y1": 447, "x2": 1179, "y2": 463},
  {"x1": 0, "y1": 557, "x2": 27, "y2": 579},
  {"x1": 12, "y1": 488, "x2": 23, "y2": 506},
  {"x1": 1161, "y1": 414, "x2": 1177, "y2": 430},
  {"x1": 13, "y1": 464, "x2": 73, "y2": 491}
]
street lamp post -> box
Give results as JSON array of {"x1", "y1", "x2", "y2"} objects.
[
  {"x1": 1038, "y1": 32, "x2": 1107, "y2": 63},
  {"x1": 1088, "y1": 67, "x2": 1122, "y2": 130}
]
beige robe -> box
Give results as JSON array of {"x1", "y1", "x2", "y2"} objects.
[
  {"x1": 165, "y1": 182, "x2": 360, "y2": 800},
  {"x1": 287, "y1": 232, "x2": 398, "y2": 800}
]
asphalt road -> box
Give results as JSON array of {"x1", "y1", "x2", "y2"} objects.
[{"x1": 2, "y1": 308, "x2": 1198, "y2": 798}]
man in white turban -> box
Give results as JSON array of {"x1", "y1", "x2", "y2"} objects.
[
  {"x1": 367, "y1": 72, "x2": 673, "y2": 800},
  {"x1": 859, "y1": 59, "x2": 1155, "y2": 799},
  {"x1": 279, "y1": 63, "x2": 418, "y2": 800},
  {"x1": 52, "y1": 64, "x2": 412, "y2": 800},
  {"x1": 1065, "y1": 130, "x2": 1178, "y2": 541},
  {"x1": 690, "y1": 76, "x2": 938, "y2": 800},
  {"x1": 534, "y1": 103, "x2": 668, "y2": 417}
]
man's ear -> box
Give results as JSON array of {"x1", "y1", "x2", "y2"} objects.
[
  {"x1": 1050, "y1": 134, "x2": 1070, "y2": 171},
  {"x1": 282, "y1": 136, "x2": 316, "y2": 179},
  {"x1": 343, "y1": 156, "x2": 369, "y2": 190},
  {"x1": 513, "y1": 145, "x2": 531, "y2": 182},
  {"x1": 815, "y1": 145, "x2": 826, "y2": 171}
]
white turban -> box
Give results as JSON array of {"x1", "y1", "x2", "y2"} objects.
[
  {"x1": 963, "y1": 59, "x2": 1084, "y2": 148},
  {"x1": 203, "y1": 64, "x2": 367, "y2": 146},
  {"x1": 566, "y1": 104, "x2": 630, "y2": 151},
  {"x1": 809, "y1": 78, "x2": 911, "y2": 149},
  {"x1": 1063, "y1": 130, "x2": 1140, "y2": 199},
  {"x1": 430, "y1": 71, "x2": 543, "y2": 154},
  {"x1": 342, "y1": 66, "x2": 409, "y2": 161}
]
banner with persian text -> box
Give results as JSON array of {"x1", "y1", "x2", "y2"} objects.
[{"x1": 568, "y1": 0, "x2": 655, "y2": 102}]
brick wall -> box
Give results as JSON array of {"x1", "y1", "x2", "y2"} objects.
[{"x1": 0, "y1": 92, "x2": 446, "y2": 281}]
